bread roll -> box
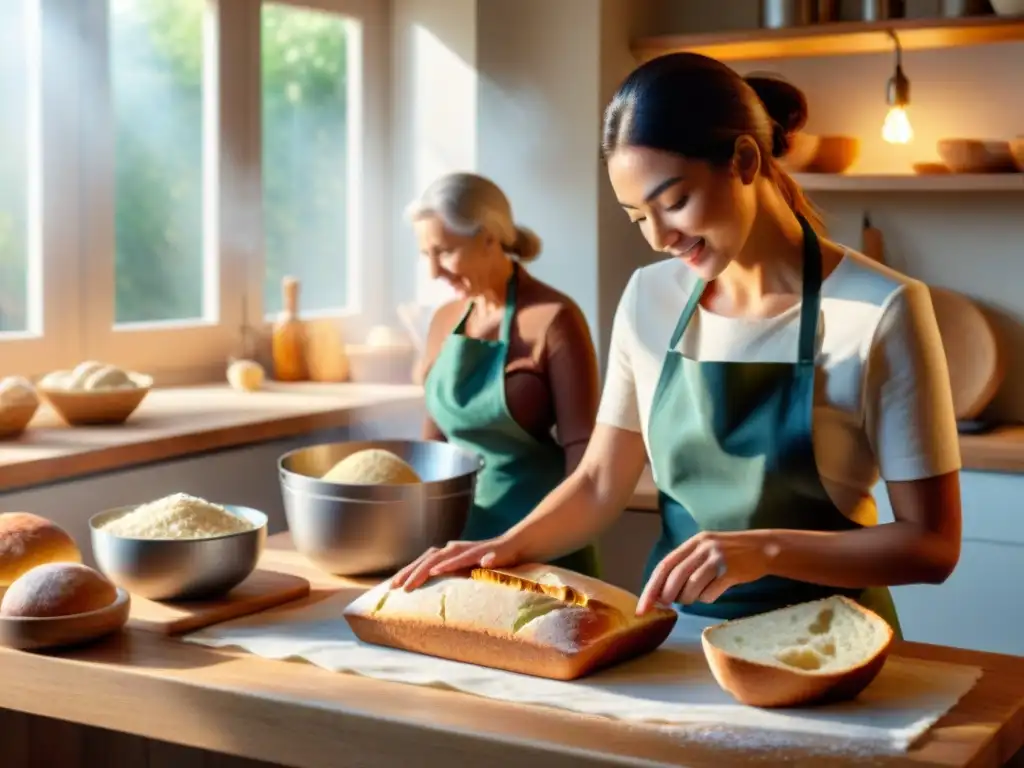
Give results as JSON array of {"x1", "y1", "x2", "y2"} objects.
[
  {"x1": 0, "y1": 512, "x2": 82, "y2": 587},
  {"x1": 701, "y1": 595, "x2": 894, "y2": 708},
  {"x1": 0, "y1": 376, "x2": 38, "y2": 407},
  {"x1": 1, "y1": 562, "x2": 117, "y2": 618},
  {"x1": 322, "y1": 449, "x2": 421, "y2": 485},
  {"x1": 343, "y1": 565, "x2": 678, "y2": 680}
]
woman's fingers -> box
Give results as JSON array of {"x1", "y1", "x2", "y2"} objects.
[
  {"x1": 390, "y1": 547, "x2": 439, "y2": 589},
  {"x1": 428, "y1": 542, "x2": 501, "y2": 576},
  {"x1": 676, "y1": 552, "x2": 720, "y2": 605}
]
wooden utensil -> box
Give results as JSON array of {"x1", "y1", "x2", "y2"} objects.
[
  {"x1": 305, "y1": 322, "x2": 349, "y2": 382},
  {"x1": 126, "y1": 569, "x2": 310, "y2": 636},
  {"x1": 272, "y1": 276, "x2": 308, "y2": 382},
  {"x1": 860, "y1": 214, "x2": 1003, "y2": 420}
]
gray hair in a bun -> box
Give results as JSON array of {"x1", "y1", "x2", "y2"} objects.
[{"x1": 406, "y1": 172, "x2": 542, "y2": 263}]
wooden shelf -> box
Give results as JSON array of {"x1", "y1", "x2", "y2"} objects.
[
  {"x1": 793, "y1": 173, "x2": 1024, "y2": 191},
  {"x1": 632, "y1": 15, "x2": 1024, "y2": 63}
]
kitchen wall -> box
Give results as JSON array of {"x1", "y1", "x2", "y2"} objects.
[
  {"x1": 653, "y1": 0, "x2": 1024, "y2": 421},
  {"x1": 389, "y1": 0, "x2": 657, "y2": 361}
]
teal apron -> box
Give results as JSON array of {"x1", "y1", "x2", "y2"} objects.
[
  {"x1": 424, "y1": 264, "x2": 601, "y2": 577},
  {"x1": 643, "y1": 215, "x2": 901, "y2": 637}
]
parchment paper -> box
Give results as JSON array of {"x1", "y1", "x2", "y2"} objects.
[{"x1": 183, "y1": 592, "x2": 982, "y2": 753}]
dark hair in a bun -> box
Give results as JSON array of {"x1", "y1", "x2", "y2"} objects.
[
  {"x1": 744, "y1": 73, "x2": 809, "y2": 158},
  {"x1": 602, "y1": 53, "x2": 822, "y2": 232}
]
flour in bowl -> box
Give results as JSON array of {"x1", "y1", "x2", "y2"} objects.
[{"x1": 100, "y1": 494, "x2": 255, "y2": 539}]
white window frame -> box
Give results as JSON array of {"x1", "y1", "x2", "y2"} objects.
[
  {"x1": 244, "y1": 0, "x2": 391, "y2": 349},
  {"x1": 0, "y1": 0, "x2": 391, "y2": 385},
  {"x1": 0, "y1": 0, "x2": 81, "y2": 379}
]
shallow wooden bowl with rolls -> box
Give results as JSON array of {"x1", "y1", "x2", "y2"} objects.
[
  {"x1": 700, "y1": 595, "x2": 894, "y2": 708},
  {"x1": 39, "y1": 372, "x2": 153, "y2": 426},
  {"x1": 343, "y1": 564, "x2": 678, "y2": 680}
]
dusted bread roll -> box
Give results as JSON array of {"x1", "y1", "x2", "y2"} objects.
[
  {"x1": 0, "y1": 512, "x2": 82, "y2": 587},
  {"x1": 0, "y1": 376, "x2": 38, "y2": 407},
  {"x1": 701, "y1": 595, "x2": 894, "y2": 708},
  {"x1": 0, "y1": 562, "x2": 117, "y2": 618},
  {"x1": 322, "y1": 448, "x2": 421, "y2": 485},
  {"x1": 83, "y1": 364, "x2": 136, "y2": 391},
  {"x1": 343, "y1": 565, "x2": 678, "y2": 680}
]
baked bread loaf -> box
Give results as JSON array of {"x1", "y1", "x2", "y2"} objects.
[
  {"x1": 1, "y1": 562, "x2": 117, "y2": 618},
  {"x1": 0, "y1": 513, "x2": 82, "y2": 587},
  {"x1": 701, "y1": 595, "x2": 894, "y2": 708},
  {"x1": 344, "y1": 564, "x2": 678, "y2": 680}
]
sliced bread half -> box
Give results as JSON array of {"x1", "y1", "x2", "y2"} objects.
[{"x1": 701, "y1": 595, "x2": 894, "y2": 708}]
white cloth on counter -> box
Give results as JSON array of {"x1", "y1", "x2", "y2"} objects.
[{"x1": 183, "y1": 592, "x2": 981, "y2": 754}]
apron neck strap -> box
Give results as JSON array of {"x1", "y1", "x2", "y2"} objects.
[
  {"x1": 499, "y1": 262, "x2": 519, "y2": 342},
  {"x1": 458, "y1": 262, "x2": 519, "y2": 339},
  {"x1": 796, "y1": 214, "x2": 822, "y2": 364},
  {"x1": 667, "y1": 214, "x2": 822, "y2": 361}
]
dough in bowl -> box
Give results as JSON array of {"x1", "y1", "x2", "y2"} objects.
[
  {"x1": 0, "y1": 512, "x2": 82, "y2": 587},
  {"x1": 322, "y1": 448, "x2": 422, "y2": 485},
  {"x1": 1, "y1": 562, "x2": 117, "y2": 618}
]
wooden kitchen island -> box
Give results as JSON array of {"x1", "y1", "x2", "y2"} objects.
[{"x1": 0, "y1": 535, "x2": 1022, "y2": 768}]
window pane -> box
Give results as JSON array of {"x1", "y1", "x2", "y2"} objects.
[
  {"x1": 0, "y1": 0, "x2": 30, "y2": 334},
  {"x1": 110, "y1": 0, "x2": 205, "y2": 324},
  {"x1": 262, "y1": 4, "x2": 350, "y2": 315}
]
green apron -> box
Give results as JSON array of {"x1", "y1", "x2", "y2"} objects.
[
  {"x1": 643, "y1": 215, "x2": 901, "y2": 638},
  {"x1": 424, "y1": 264, "x2": 601, "y2": 577}
]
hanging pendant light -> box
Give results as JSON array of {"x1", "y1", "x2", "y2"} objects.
[{"x1": 882, "y1": 29, "x2": 913, "y2": 144}]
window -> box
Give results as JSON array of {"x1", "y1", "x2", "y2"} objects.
[
  {"x1": 110, "y1": 0, "x2": 207, "y2": 325},
  {"x1": 0, "y1": 0, "x2": 32, "y2": 336},
  {"x1": 0, "y1": 0, "x2": 389, "y2": 384},
  {"x1": 262, "y1": 3, "x2": 352, "y2": 316}
]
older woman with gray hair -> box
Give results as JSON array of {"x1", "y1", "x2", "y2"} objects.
[{"x1": 408, "y1": 172, "x2": 602, "y2": 577}]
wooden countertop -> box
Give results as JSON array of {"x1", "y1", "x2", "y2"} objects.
[
  {"x1": 0, "y1": 534, "x2": 1021, "y2": 768},
  {"x1": 0, "y1": 382, "x2": 425, "y2": 492}
]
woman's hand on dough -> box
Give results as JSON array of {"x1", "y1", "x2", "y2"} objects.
[{"x1": 390, "y1": 536, "x2": 520, "y2": 592}]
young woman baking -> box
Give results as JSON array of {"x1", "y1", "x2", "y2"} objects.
[
  {"x1": 396, "y1": 56, "x2": 963, "y2": 638},
  {"x1": 410, "y1": 172, "x2": 603, "y2": 578}
]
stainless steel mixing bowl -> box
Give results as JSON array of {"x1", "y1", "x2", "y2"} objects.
[
  {"x1": 278, "y1": 439, "x2": 482, "y2": 576},
  {"x1": 89, "y1": 504, "x2": 268, "y2": 601}
]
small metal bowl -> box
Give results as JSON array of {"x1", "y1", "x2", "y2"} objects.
[
  {"x1": 278, "y1": 440, "x2": 482, "y2": 577},
  {"x1": 88, "y1": 505, "x2": 268, "y2": 601}
]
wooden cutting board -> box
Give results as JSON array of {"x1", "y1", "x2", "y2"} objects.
[
  {"x1": 861, "y1": 214, "x2": 1003, "y2": 420},
  {"x1": 127, "y1": 569, "x2": 311, "y2": 636}
]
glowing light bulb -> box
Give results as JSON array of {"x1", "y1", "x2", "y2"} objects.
[{"x1": 882, "y1": 106, "x2": 913, "y2": 144}]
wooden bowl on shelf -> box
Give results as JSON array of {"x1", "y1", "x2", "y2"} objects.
[
  {"x1": 0, "y1": 402, "x2": 39, "y2": 439},
  {"x1": 937, "y1": 139, "x2": 1016, "y2": 173},
  {"x1": 779, "y1": 132, "x2": 820, "y2": 173},
  {"x1": 806, "y1": 136, "x2": 860, "y2": 174},
  {"x1": 1009, "y1": 137, "x2": 1024, "y2": 173},
  {"x1": 912, "y1": 162, "x2": 951, "y2": 175},
  {"x1": 38, "y1": 374, "x2": 153, "y2": 427}
]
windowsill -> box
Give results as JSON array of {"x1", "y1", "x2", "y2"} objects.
[{"x1": 0, "y1": 382, "x2": 425, "y2": 493}]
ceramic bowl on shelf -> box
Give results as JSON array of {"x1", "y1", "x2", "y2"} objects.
[
  {"x1": 779, "y1": 132, "x2": 820, "y2": 173},
  {"x1": 1009, "y1": 136, "x2": 1024, "y2": 173},
  {"x1": 990, "y1": 0, "x2": 1024, "y2": 15},
  {"x1": 89, "y1": 504, "x2": 267, "y2": 601},
  {"x1": 38, "y1": 373, "x2": 153, "y2": 426},
  {"x1": 912, "y1": 162, "x2": 952, "y2": 175},
  {"x1": 805, "y1": 135, "x2": 860, "y2": 174},
  {"x1": 937, "y1": 139, "x2": 1017, "y2": 173}
]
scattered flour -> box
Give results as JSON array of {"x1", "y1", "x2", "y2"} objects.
[{"x1": 100, "y1": 493, "x2": 254, "y2": 540}]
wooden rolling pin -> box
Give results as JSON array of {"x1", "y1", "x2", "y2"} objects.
[{"x1": 272, "y1": 276, "x2": 308, "y2": 382}]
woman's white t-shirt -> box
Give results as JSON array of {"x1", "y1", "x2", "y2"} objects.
[{"x1": 596, "y1": 249, "x2": 962, "y2": 525}]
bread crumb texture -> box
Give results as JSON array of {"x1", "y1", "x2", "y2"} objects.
[
  {"x1": 705, "y1": 597, "x2": 889, "y2": 674},
  {"x1": 99, "y1": 494, "x2": 254, "y2": 540}
]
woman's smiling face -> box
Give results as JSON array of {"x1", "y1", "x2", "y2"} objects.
[{"x1": 606, "y1": 145, "x2": 758, "y2": 281}]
